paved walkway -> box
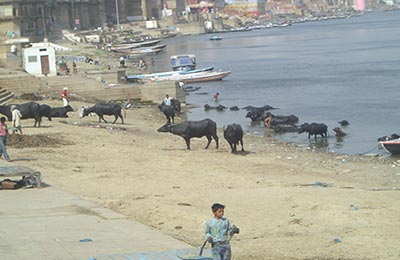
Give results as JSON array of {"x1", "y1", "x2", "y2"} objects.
[{"x1": 0, "y1": 185, "x2": 191, "y2": 260}]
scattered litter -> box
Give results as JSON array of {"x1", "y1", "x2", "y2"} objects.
[
  {"x1": 313, "y1": 181, "x2": 328, "y2": 187},
  {"x1": 333, "y1": 238, "x2": 342, "y2": 243},
  {"x1": 177, "y1": 203, "x2": 191, "y2": 206},
  {"x1": 79, "y1": 238, "x2": 93, "y2": 242},
  {"x1": 349, "y1": 204, "x2": 359, "y2": 210},
  {"x1": 299, "y1": 181, "x2": 334, "y2": 188}
]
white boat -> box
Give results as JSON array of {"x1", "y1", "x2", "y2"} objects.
[
  {"x1": 126, "y1": 67, "x2": 215, "y2": 81},
  {"x1": 148, "y1": 70, "x2": 231, "y2": 83}
]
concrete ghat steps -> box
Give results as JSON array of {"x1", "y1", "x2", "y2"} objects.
[
  {"x1": 0, "y1": 68, "x2": 183, "y2": 104},
  {"x1": 0, "y1": 92, "x2": 15, "y2": 105},
  {"x1": 39, "y1": 75, "x2": 142, "y2": 102},
  {"x1": 0, "y1": 74, "x2": 46, "y2": 97}
]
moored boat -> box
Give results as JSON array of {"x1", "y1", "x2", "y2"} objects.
[
  {"x1": 114, "y1": 44, "x2": 167, "y2": 55},
  {"x1": 110, "y1": 39, "x2": 162, "y2": 51},
  {"x1": 380, "y1": 138, "x2": 400, "y2": 155},
  {"x1": 148, "y1": 70, "x2": 231, "y2": 83},
  {"x1": 170, "y1": 54, "x2": 196, "y2": 71},
  {"x1": 126, "y1": 66, "x2": 215, "y2": 81}
]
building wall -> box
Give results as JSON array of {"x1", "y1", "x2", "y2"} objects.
[
  {"x1": 22, "y1": 46, "x2": 57, "y2": 76},
  {"x1": 0, "y1": 3, "x2": 21, "y2": 37},
  {"x1": 1, "y1": 0, "x2": 156, "y2": 38}
]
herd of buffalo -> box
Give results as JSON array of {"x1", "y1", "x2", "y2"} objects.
[
  {"x1": 0, "y1": 98, "x2": 351, "y2": 153},
  {"x1": 156, "y1": 100, "x2": 352, "y2": 153},
  {"x1": 0, "y1": 102, "x2": 124, "y2": 127}
]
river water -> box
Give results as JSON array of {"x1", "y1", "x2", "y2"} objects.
[{"x1": 151, "y1": 11, "x2": 400, "y2": 156}]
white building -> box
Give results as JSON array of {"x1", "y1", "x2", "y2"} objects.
[{"x1": 22, "y1": 45, "x2": 57, "y2": 76}]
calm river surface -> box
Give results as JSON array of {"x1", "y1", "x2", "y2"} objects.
[{"x1": 151, "y1": 11, "x2": 400, "y2": 156}]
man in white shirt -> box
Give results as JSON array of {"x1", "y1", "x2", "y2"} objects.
[
  {"x1": 11, "y1": 105, "x2": 23, "y2": 134},
  {"x1": 163, "y1": 94, "x2": 172, "y2": 106}
]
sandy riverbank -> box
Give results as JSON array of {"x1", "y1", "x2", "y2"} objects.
[{"x1": 4, "y1": 99, "x2": 400, "y2": 260}]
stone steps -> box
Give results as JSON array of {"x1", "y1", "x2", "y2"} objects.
[
  {"x1": 0, "y1": 74, "x2": 46, "y2": 98},
  {"x1": 0, "y1": 68, "x2": 184, "y2": 105},
  {"x1": 0, "y1": 88, "x2": 15, "y2": 105}
]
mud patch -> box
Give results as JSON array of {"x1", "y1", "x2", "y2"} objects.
[{"x1": 8, "y1": 134, "x2": 73, "y2": 148}]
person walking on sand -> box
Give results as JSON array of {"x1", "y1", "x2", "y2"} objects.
[
  {"x1": 61, "y1": 87, "x2": 69, "y2": 106},
  {"x1": 205, "y1": 203, "x2": 238, "y2": 260},
  {"x1": 0, "y1": 116, "x2": 10, "y2": 161},
  {"x1": 72, "y1": 61, "x2": 78, "y2": 75},
  {"x1": 11, "y1": 105, "x2": 23, "y2": 134}
]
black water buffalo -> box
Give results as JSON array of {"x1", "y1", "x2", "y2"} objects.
[
  {"x1": 333, "y1": 127, "x2": 347, "y2": 137},
  {"x1": 223, "y1": 124, "x2": 244, "y2": 153},
  {"x1": 0, "y1": 102, "x2": 41, "y2": 127},
  {"x1": 229, "y1": 106, "x2": 240, "y2": 111},
  {"x1": 298, "y1": 123, "x2": 328, "y2": 139},
  {"x1": 245, "y1": 109, "x2": 266, "y2": 121},
  {"x1": 158, "y1": 99, "x2": 181, "y2": 124},
  {"x1": 244, "y1": 105, "x2": 277, "y2": 122},
  {"x1": 338, "y1": 120, "x2": 350, "y2": 126},
  {"x1": 39, "y1": 104, "x2": 52, "y2": 121},
  {"x1": 161, "y1": 105, "x2": 176, "y2": 125},
  {"x1": 81, "y1": 103, "x2": 124, "y2": 124},
  {"x1": 243, "y1": 105, "x2": 276, "y2": 111},
  {"x1": 271, "y1": 125, "x2": 300, "y2": 133},
  {"x1": 50, "y1": 105, "x2": 74, "y2": 118},
  {"x1": 157, "y1": 118, "x2": 219, "y2": 150},
  {"x1": 204, "y1": 104, "x2": 227, "y2": 111},
  {"x1": 265, "y1": 112, "x2": 299, "y2": 126},
  {"x1": 159, "y1": 99, "x2": 181, "y2": 115}
]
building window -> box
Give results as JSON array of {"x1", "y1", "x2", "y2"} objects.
[{"x1": 28, "y1": 56, "x2": 38, "y2": 63}]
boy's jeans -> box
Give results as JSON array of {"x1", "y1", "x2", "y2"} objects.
[
  {"x1": 0, "y1": 136, "x2": 9, "y2": 161},
  {"x1": 211, "y1": 242, "x2": 231, "y2": 260}
]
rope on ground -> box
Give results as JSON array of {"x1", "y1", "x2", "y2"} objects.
[{"x1": 358, "y1": 145, "x2": 379, "y2": 155}]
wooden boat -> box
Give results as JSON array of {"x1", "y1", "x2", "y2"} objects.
[
  {"x1": 149, "y1": 70, "x2": 231, "y2": 83},
  {"x1": 380, "y1": 138, "x2": 400, "y2": 155},
  {"x1": 110, "y1": 39, "x2": 162, "y2": 51},
  {"x1": 119, "y1": 48, "x2": 164, "y2": 55},
  {"x1": 126, "y1": 66, "x2": 214, "y2": 81},
  {"x1": 115, "y1": 44, "x2": 167, "y2": 55}
]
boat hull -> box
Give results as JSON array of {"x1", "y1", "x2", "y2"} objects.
[
  {"x1": 380, "y1": 139, "x2": 400, "y2": 154},
  {"x1": 126, "y1": 67, "x2": 215, "y2": 81},
  {"x1": 150, "y1": 71, "x2": 231, "y2": 83}
]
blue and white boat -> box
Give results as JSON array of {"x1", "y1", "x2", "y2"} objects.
[
  {"x1": 126, "y1": 66, "x2": 214, "y2": 81},
  {"x1": 170, "y1": 54, "x2": 197, "y2": 71}
]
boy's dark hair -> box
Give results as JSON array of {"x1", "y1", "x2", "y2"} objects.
[
  {"x1": 211, "y1": 203, "x2": 225, "y2": 212},
  {"x1": 0, "y1": 116, "x2": 6, "y2": 123}
]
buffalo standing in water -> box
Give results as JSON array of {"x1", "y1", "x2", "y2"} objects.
[{"x1": 298, "y1": 123, "x2": 328, "y2": 139}]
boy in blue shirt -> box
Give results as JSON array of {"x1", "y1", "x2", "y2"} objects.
[{"x1": 205, "y1": 203, "x2": 238, "y2": 260}]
